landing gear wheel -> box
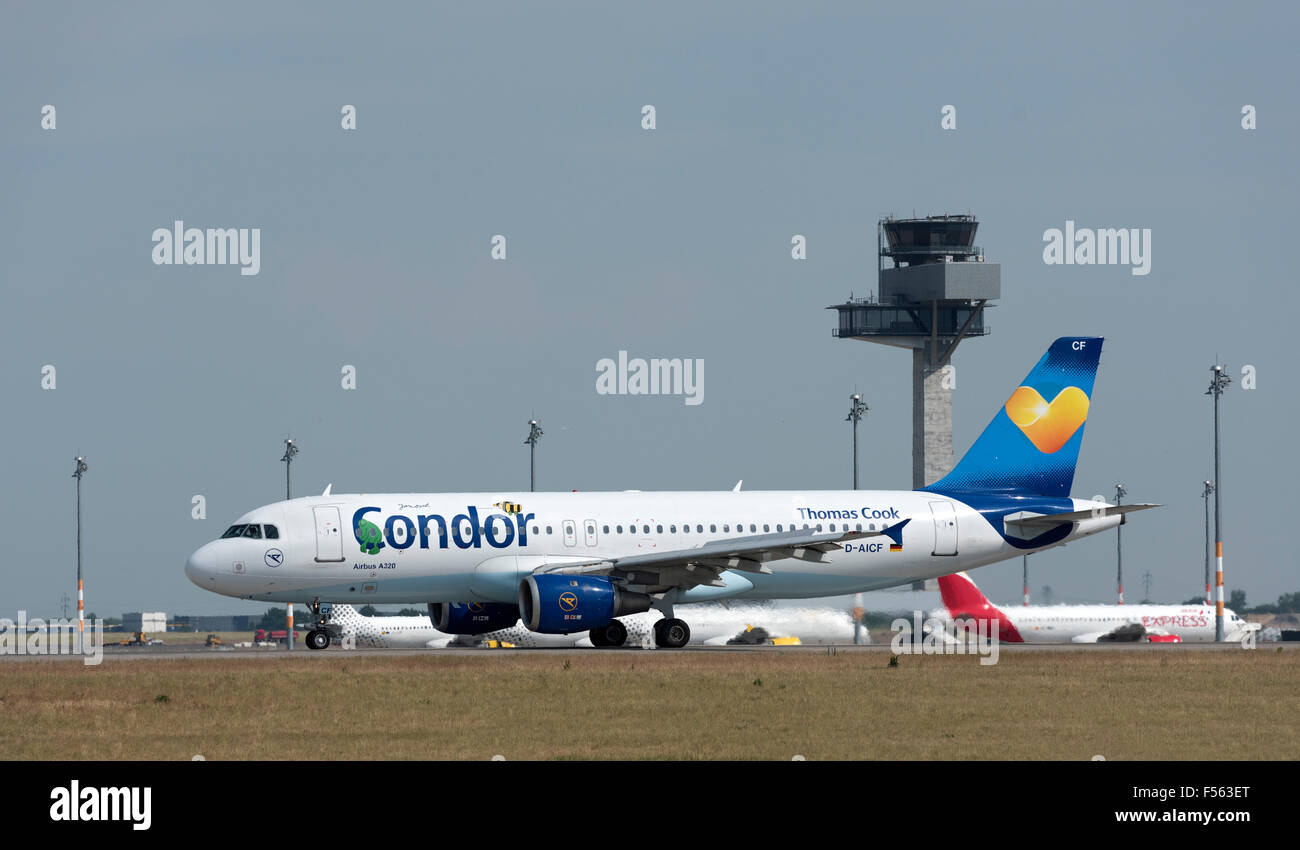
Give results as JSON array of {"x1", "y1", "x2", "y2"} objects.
[
  {"x1": 589, "y1": 620, "x2": 627, "y2": 648},
  {"x1": 601, "y1": 619, "x2": 627, "y2": 647},
  {"x1": 307, "y1": 600, "x2": 337, "y2": 648},
  {"x1": 654, "y1": 618, "x2": 690, "y2": 648}
]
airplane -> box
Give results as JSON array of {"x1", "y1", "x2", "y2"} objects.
[
  {"x1": 934, "y1": 571, "x2": 1261, "y2": 643},
  {"x1": 328, "y1": 603, "x2": 575, "y2": 648},
  {"x1": 186, "y1": 336, "x2": 1157, "y2": 650},
  {"x1": 327, "y1": 602, "x2": 859, "y2": 648}
]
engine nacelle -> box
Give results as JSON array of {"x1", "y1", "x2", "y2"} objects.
[
  {"x1": 519, "y1": 575, "x2": 652, "y2": 634},
  {"x1": 428, "y1": 602, "x2": 520, "y2": 635}
]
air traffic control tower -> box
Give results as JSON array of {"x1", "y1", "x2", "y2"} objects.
[{"x1": 829, "y1": 215, "x2": 999, "y2": 488}]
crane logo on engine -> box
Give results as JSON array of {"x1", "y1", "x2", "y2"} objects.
[{"x1": 558, "y1": 592, "x2": 578, "y2": 611}]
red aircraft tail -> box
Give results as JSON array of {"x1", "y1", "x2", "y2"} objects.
[{"x1": 937, "y1": 572, "x2": 1023, "y2": 643}]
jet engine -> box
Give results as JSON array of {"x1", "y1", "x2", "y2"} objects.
[
  {"x1": 428, "y1": 602, "x2": 520, "y2": 635},
  {"x1": 519, "y1": 574, "x2": 652, "y2": 634}
]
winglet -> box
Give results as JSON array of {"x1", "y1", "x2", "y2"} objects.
[{"x1": 882, "y1": 518, "x2": 911, "y2": 546}]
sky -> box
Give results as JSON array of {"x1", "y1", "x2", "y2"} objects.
[{"x1": 2, "y1": 2, "x2": 1297, "y2": 617}]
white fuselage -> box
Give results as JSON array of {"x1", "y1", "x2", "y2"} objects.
[
  {"x1": 328, "y1": 602, "x2": 860, "y2": 648},
  {"x1": 186, "y1": 489, "x2": 1121, "y2": 609},
  {"x1": 955, "y1": 602, "x2": 1258, "y2": 644}
]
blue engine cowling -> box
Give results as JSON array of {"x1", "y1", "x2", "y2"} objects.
[
  {"x1": 428, "y1": 602, "x2": 520, "y2": 635},
  {"x1": 519, "y1": 574, "x2": 653, "y2": 634}
]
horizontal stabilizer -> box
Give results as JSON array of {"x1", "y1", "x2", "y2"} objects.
[{"x1": 1004, "y1": 503, "x2": 1159, "y2": 532}]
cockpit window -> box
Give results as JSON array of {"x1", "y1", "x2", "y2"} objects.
[
  {"x1": 263, "y1": 524, "x2": 279, "y2": 539},
  {"x1": 242, "y1": 525, "x2": 263, "y2": 539},
  {"x1": 221, "y1": 524, "x2": 247, "y2": 539}
]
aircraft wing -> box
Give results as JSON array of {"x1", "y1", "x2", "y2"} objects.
[{"x1": 531, "y1": 519, "x2": 911, "y2": 591}]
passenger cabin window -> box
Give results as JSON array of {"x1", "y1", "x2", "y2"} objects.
[{"x1": 603, "y1": 525, "x2": 610, "y2": 534}]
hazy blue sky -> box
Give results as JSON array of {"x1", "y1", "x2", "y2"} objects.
[{"x1": 3, "y1": 2, "x2": 1296, "y2": 616}]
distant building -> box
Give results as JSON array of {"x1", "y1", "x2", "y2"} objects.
[
  {"x1": 192, "y1": 615, "x2": 257, "y2": 632},
  {"x1": 122, "y1": 612, "x2": 167, "y2": 633}
]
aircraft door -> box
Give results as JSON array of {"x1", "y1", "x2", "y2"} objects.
[
  {"x1": 583, "y1": 519, "x2": 598, "y2": 546},
  {"x1": 929, "y1": 501, "x2": 958, "y2": 556},
  {"x1": 563, "y1": 520, "x2": 577, "y2": 547},
  {"x1": 314, "y1": 506, "x2": 345, "y2": 562}
]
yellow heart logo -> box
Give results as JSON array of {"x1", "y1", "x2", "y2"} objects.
[{"x1": 1004, "y1": 386, "x2": 1090, "y2": 453}]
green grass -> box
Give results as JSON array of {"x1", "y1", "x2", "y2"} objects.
[{"x1": 1, "y1": 650, "x2": 1295, "y2": 760}]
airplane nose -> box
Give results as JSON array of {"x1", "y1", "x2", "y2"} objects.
[{"x1": 185, "y1": 542, "x2": 216, "y2": 587}]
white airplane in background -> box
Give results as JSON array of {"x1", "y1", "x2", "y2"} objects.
[
  {"x1": 935, "y1": 571, "x2": 1260, "y2": 643},
  {"x1": 328, "y1": 602, "x2": 858, "y2": 648},
  {"x1": 327, "y1": 603, "x2": 571, "y2": 648},
  {"x1": 187, "y1": 337, "x2": 1158, "y2": 650}
]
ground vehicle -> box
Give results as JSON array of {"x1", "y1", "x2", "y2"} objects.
[
  {"x1": 253, "y1": 629, "x2": 301, "y2": 644},
  {"x1": 204, "y1": 634, "x2": 224, "y2": 646}
]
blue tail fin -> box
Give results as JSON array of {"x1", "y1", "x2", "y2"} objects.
[{"x1": 925, "y1": 337, "x2": 1103, "y2": 497}]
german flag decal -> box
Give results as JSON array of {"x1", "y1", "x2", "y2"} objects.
[{"x1": 889, "y1": 543, "x2": 903, "y2": 552}]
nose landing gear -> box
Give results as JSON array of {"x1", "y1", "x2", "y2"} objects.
[{"x1": 305, "y1": 600, "x2": 339, "y2": 651}]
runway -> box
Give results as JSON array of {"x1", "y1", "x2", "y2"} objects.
[{"x1": 4, "y1": 641, "x2": 1292, "y2": 662}]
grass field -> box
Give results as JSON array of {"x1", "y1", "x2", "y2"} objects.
[
  {"x1": 106, "y1": 631, "x2": 253, "y2": 646},
  {"x1": 1, "y1": 649, "x2": 1296, "y2": 760}
]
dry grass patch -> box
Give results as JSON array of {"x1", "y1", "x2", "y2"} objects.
[{"x1": 0, "y1": 650, "x2": 1294, "y2": 760}]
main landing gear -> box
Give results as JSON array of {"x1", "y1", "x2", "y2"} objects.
[
  {"x1": 589, "y1": 619, "x2": 628, "y2": 647},
  {"x1": 587, "y1": 615, "x2": 691, "y2": 649},
  {"x1": 305, "y1": 600, "x2": 334, "y2": 651},
  {"x1": 653, "y1": 618, "x2": 691, "y2": 648}
]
